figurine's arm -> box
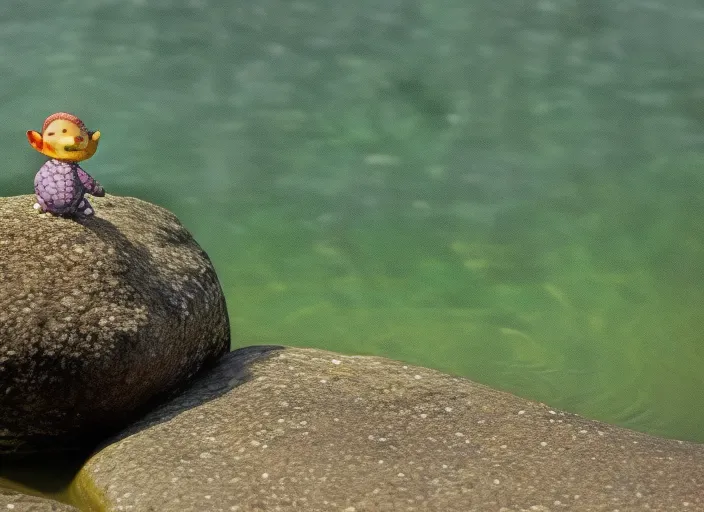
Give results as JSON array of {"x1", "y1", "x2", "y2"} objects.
[{"x1": 76, "y1": 167, "x2": 105, "y2": 197}]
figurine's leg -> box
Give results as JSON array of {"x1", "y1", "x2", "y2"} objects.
[{"x1": 75, "y1": 197, "x2": 95, "y2": 217}]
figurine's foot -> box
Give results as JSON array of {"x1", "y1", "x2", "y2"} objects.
[
  {"x1": 33, "y1": 202, "x2": 48, "y2": 214},
  {"x1": 75, "y1": 197, "x2": 95, "y2": 218}
]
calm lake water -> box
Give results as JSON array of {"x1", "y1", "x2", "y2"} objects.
[{"x1": 1, "y1": 0, "x2": 703, "y2": 482}]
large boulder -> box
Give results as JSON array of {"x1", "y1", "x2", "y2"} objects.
[
  {"x1": 75, "y1": 346, "x2": 704, "y2": 511},
  {"x1": 0, "y1": 195, "x2": 230, "y2": 454}
]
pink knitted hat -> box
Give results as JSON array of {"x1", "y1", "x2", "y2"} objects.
[{"x1": 41, "y1": 112, "x2": 87, "y2": 133}]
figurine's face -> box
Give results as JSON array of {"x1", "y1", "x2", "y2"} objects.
[
  {"x1": 27, "y1": 115, "x2": 101, "y2": 162},
  {"x1": 42, "y1": 119, "x2": 90, "y2": 157}
]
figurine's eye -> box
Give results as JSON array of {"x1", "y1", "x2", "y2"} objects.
[
  {"x1": 47, "y1": 132, "x2": 54, "y2": 136},
  {"x1": 62, "y1": 129, "x2": 67, "y2": 133}
]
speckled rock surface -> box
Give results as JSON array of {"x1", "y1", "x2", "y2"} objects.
[
  {"x1": 0, "y1": 194, "x2": 230, "y2": 454},
  {"x1": 0, "y1": 489, "x2": 77, "y2": 511},
  {"x1": 77, "y1": 346, "x2": 704, "y2": 512}
]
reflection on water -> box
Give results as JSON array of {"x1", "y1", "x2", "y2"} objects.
[{"x1": 1, "y1": 2, "x2": 703, "y2": 494}]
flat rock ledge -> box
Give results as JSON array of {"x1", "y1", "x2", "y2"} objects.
[
  {"x1": 73, "y1": 346, "x2": 704, "y2": 512},
  {"x1": 0, "y1": 488, "x2": 77, "y2": 511}
]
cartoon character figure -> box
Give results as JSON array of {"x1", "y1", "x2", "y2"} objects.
[{"x1": 27, "y1": 112, "x2": 105, "y2": 218}]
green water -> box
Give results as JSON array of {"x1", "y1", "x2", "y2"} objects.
[{"x1": 1, "y1": 0, "x2": 704, "y2": 471}]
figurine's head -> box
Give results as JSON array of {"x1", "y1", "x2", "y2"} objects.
[{"x1": 27, "y1": 112, "x2": 101, "y2": 162}]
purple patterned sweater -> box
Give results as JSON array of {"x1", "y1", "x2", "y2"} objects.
[{"x1": 34, "y1": 159, "x2": 105, "y2": 217}]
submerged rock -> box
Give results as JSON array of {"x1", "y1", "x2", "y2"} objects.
[
  {"x1": 0, "y1": 195, "x2": 230, "y2": 454},
  {"x1": 76, "y1": 346, "x2": 704, "y2": 511}
]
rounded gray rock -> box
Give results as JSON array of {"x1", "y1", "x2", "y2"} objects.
[
  {"x1": 0, "y1": 195, "x2": 230, "y2": 454},
  {"x1": 75, "y1": 347, "x2": 704, "y2": 512}
]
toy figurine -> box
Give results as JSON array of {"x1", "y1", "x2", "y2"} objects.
[{"x1": 27, "y1": 112, "x2": 105, "y2": 218}]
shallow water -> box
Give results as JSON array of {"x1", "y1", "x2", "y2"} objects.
[{"x1": 1, "y1": 0, "x2": 704, "y2": 494}]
